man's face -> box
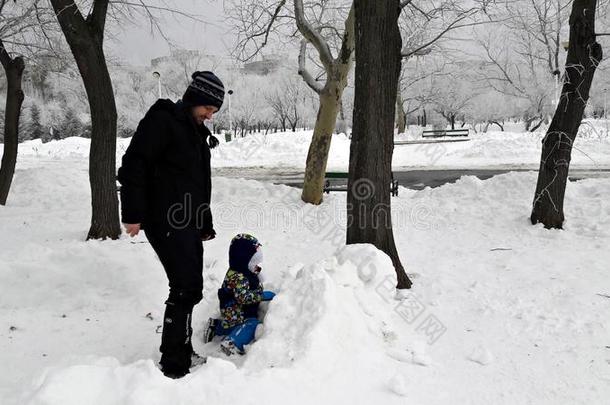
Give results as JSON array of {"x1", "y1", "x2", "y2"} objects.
[{"x1": 191, "y1": 105, "x2": 219, "y2": 125}]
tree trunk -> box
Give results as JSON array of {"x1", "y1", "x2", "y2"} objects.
[
  {"x1": 301, "y1": 87, "x2": 342, "y2": 205},
  {"x1": 531, "y1": 0, "x2": 602, "y2": 229},
  {"x1": 84, "y1": 47, "x2": 120, "y2": 240},
  {"x1": 50, "y1": 0, "x2": 120, "y2": 240},
  {"x1": 347, "y1": 0, "x2": 412, "y2": 289},
  {"x1": 336, "y1": 98, "x2": 348, "y2": 135},
  {"x1": 0, "y1": 44, "x2": 25, "y2": 206},
  {"x1": 396, "y1": 91, "x2": 406, "y2": 134},
  {"x1": 298, "y1": 4, "x2": 354, "y2": 205}
]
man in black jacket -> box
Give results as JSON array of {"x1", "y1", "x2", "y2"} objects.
[{"x1": 117, "y1": 71, "x2": 224, "y2": 378}]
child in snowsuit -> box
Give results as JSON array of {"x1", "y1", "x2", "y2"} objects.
[{"x1": 204, "y1": 234, "x2": 275, "y2": 355}]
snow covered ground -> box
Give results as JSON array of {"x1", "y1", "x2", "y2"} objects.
[
  {"x1": 1, "y1": 153, "x2": 609, "y2": 404},
  {"x1": 6, "y1": 120, "x2": 610, "y2": 171},
  {"x1": 213, "y1": 123, "x2": 610, "y2": 170}
]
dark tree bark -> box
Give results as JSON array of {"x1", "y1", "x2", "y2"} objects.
[
  {"x1": 0, "y1": 40, "x2": 25, "y2": 206},
  {"x1": 531, "y1": 0, "x2": 602, "y2": 229},
  {"x1": 50, "y1": 0, "x2": 120, "y2": 240},
  {"x1": 347, "y1": 0, "x2": 412, "y2": 289}
]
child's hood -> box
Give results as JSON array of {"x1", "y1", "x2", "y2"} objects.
[{"x1": 228, "y1": 234, "x2": 261, "y2": 273}]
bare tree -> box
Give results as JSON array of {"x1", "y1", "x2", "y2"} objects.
[
  {"x1": 0, "y1": 38, "x2": 24, "y2": 206},
  {"x1": 431, "y1": 72, "x2": 477, "y2": 129},
  {"x1": 266, "y1": 75, "x2": 307, "y2": 132},
  {"x1": 266, "y1": 85, "x2": 291, "y2": 132},
  {"x1": 0, "y1": 0, "x2": 52, "y2": 205},
  {"x1": 396, "y1": 58, "x2": 444, "y2": 132},
  {"x1": 47, "y1": 0, "x2": 120, "y2": 240},
  {"x1": 46, "y1": 0, "x2": 212, "y2": 239},
  {"x1": 228, "y1": 0, "x2": 355, "y2": 204},
  {"x1": 399, "y1": 0, "x2": 487, "y2": 60},
  {"x1": 475, "y1": 0, "x2": 572, "y2": 131},
  {"x1": 467, "y1": 91, "x2": 513, "y2": 132},
  {"x1": 395, "y1": 1, "x2": 492, "y2": 132},
  {"x1": 296, "y1": 0, "x2": 354, "y2": 203},
  {"x1": 478, "y1": 33, "x2": 552, "y2": 131},
  {"x1": 348, "y1": 0, "x2": 411, "y2": 288},
  {"x1": 531, "y1": 0, "x2": 602, "y2": 229}
]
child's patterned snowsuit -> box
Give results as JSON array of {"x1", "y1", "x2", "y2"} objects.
[{"x1": 215, "y1": 234, "x2": 264, "y2": 351}]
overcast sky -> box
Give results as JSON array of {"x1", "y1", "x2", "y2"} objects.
[{"x1": 108, "y1": 0, "x2": 233, "y2": 66}]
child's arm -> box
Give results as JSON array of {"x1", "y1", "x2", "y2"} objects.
[{"x1": 232, "y1": 273, "x2": 263, "y2": 305}]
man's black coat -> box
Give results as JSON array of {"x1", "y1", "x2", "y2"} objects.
[{"x1": 117, "y1": 99, "x2": 214, "y2": 235}]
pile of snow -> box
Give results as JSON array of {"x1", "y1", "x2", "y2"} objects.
[
  {"x1": 1, "y1": 158, "x2": 609, "y2": 404},
  {"x1": 5, "y1": 122, "x2": 610, "y2": 170},
  {"x1": 215, "y1": 128, "x2": 610, "y2": 170},
  {"x1": 24, "y1": 246, "x2": 411, "y2": 405}
]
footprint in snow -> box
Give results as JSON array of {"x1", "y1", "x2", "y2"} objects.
[{"x1": 468, "y1": 346, "x2": 494, "y2": 365}]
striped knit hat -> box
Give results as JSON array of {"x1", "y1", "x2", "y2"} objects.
[{"x1": 183, "y1": 71, "x2": 225, "y2": 110}]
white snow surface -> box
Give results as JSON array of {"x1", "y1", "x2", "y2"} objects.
[
  {"x1": 0, "y1": 154, "x2": 609, "y2": 404},
  {"x1": 5, "y1": 121, "x2": 610, "y2": 170}
]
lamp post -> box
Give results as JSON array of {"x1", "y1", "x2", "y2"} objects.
[
  {"x1": 152, "y1": 71, "x2": 162, "y2": 99},
  {"x1": 604, "y1": 88, "x2": 608, "y2": 134},
  {"x1": 227, "y1": 89, "x2": 234, "y2": 135},
  {"x1": 553, "y1": 69, "x2": 561, "y2": 107}
]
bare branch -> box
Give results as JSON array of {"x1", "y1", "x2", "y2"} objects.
[
  {"x1": 262, "y1": 0, "x2": 287, "y2": 49},
  {"x1": 109, "y1": 1, "x2": 215, "y2": 25},
  {"x1": 401, "y1": 11, "x2": 480, "y2": 59},
  {"x1": 399, "y1": 0, "x2": 414, "y2": 10},
  {"x1": 298, "y1": 39, "x2": 323, "y2": 94},
  {"x1": 294, "y1": 0, "x2": 333, "y2": 69}
]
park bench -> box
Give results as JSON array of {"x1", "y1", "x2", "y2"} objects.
[
  {"x1": 422, "y1": 128, "x2": 469, "y2": 138},
  {"x1": 323, "y1": 172, "x2": 399, "y2": 196},
  {"x1": 394, "y1": 138, "x2": 470, "y2": 145}
]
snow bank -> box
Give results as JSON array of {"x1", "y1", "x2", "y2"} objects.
[
  {"x1": 215, "y1": 128, "x2": 610, "y2": 169},
  {"x1": 1, "y1": 157, "x2": 609, "y2": 404},
  {"x1": 4, "y1": 122, "x2": 610, "y2": 169},
  {"x1": 24, "y1": 245, "x2": 409, "y2": 405}
]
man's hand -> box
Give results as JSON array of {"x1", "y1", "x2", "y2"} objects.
[
  {"x1": 201, "y1": 229, "x2": 216, "y2": 241},
  {"x1": 123, "y1": 223, "x2": 141, "y2": 237}
]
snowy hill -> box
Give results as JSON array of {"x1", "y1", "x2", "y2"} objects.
[
  {"x1": 5, "y1": 122, "x2": 610, "y2": 170},
  {"x1": 1, "y1": 156, "x2": 609, "y2": 404}
]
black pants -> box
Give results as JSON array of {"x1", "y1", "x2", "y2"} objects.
[{"x1": 145, "y1": 225, "x2": 204, "y2": 373}]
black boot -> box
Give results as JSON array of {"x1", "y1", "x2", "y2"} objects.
[
  {"x1": 159, "y1": 302, "x2": 192, "y2": 378},
  {"x1": 185, "y1": 312, "x2": 206, "y2": 368},
  {"x1": 203, "y1": 318, "x2": 218, "y2": 343}
]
